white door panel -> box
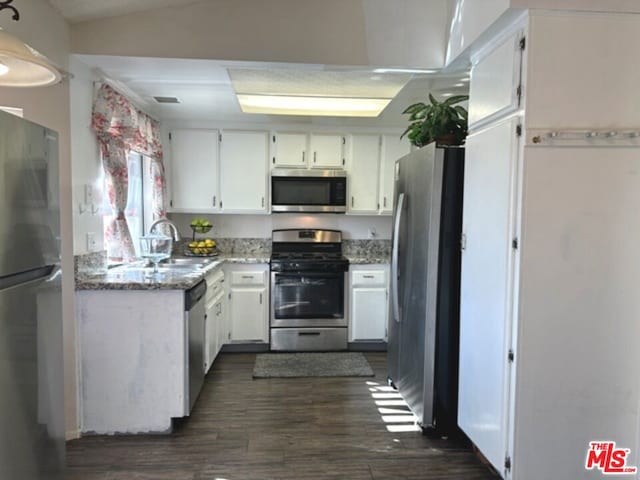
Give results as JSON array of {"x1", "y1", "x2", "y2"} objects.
[
  {"x1": 458, "y1": 118, "x2": 519, "y2": 474},
  {"x1": 219, "y1": 130, "x2": 268, "y2": 212}
]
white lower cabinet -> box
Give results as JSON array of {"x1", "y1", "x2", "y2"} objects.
[
  {"x1": 349, "y1": 265, "x2": 389, "y2": 343},
  {"x1": 225, "y1": 264, "x2": 269, "y2": 343}
]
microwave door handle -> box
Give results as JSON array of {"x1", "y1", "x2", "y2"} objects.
[{"x1": 391, "y1": 193, "x2": 405, "y2": 323}]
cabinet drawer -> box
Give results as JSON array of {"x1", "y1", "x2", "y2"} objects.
[
  {"x1": 205, "y1": 270, "x2": 225, "y2": 297},
  {"x1": 231, "y1": 271, "x2": 265, "y2": 285},
  {"x1": 352, "y1": 270, "x2": 385, "y2": 285}
]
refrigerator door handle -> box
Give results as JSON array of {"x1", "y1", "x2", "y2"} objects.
[
  {"x1": 44, "y1": 265, "x2": 62, "y2": 283},
  {"x1": 0, "y1": 264, "x2": 57, "y2": 291},
  {"x1": 391, "y1": 192, "x2": 405, "y2": 323}
]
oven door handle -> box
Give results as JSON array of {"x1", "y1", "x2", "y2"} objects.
[{"x1": 391, "y1": 192, "x2": 405, "y2": 324}]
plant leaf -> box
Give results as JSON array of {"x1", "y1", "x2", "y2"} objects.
[
  {"x1": 402, "y1": 102, "x2": 426, "y2": 115},
  {"x1": 428, "y1": 93, "x2": 438, "y2": 106},
  {"x1": 443, "y1": 95, "x2": 469, "y2": 106},
  {"x1": 454, "y1": 105, "x2": 468, "y2": 120}
]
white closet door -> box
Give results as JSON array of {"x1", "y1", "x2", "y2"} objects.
[{"x1": 458, "y1": 117, "x2": 520, "y2": 474}]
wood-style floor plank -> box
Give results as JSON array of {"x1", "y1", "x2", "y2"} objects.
[{"x1": 66, "y1": 353, "x2": 498, "y2": 480}]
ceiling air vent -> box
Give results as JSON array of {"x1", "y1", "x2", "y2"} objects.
[{"x1": 153, "y1": 96, "x2": 180, "y2": 104}]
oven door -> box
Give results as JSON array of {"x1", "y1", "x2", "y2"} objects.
[{"x1": 270, "y1": 271, "x2": 347, "y2": 327}]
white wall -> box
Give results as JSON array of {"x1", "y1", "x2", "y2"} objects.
[
  {"x1": 445, "y1": 0, "x2": 640, "y2": 67},
  {"x1": 69, "y1": 0, "x2": 449, "y2": 68},
  {"x1": 0, "y1": 0, "x2": 77, "y2": 439},
  {"x1": 446, "y1": 0, "x2": 511, "y2": 65},
  {"x1": 70, "y1": 57, "x2": 103, "y2": 255},
  {"x1": 169, "y1": 213, "x2": 391, "y2": 240}
]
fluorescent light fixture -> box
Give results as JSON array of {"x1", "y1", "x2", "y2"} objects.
[
  {"x1": 441, "y1": 93, "x2": 454, "y2": 98},
  {"x1": 373, "y1": 68, "x2": 437, "y2": 74},
  {"x1": 237, "y1": 94, "x2": 391, "y2": 117},
  {"x1": 0, "y1": 61, "x2": 8, "y2": 76},
  {"x1": 0, "y1": 29, "x2": 61, "y2": 87},
  {"x1": 453, "y1": 83, "x2": 465, "y2": 87}
]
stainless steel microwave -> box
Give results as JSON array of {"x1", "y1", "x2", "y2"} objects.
[{"x1": 271, "y1": 169, "x2": 347, "y2": 213}]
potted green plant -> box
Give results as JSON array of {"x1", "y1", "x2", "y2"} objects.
[{"x1": 401, "y1": 94, "x2": 469, "y2": 148}]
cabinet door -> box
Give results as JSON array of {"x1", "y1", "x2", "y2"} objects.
[
  {"x1": 350, "y1": 287, "x2": 387, "y2": 342},
  {"x1": 379, "y1": 134, "x2": 410, "y2": 214},
  {"x1": 229, "y1": 287, "x2": 268, "y2": 342},
  {"x1": 309, "y1": 133, "x2": 345, "y2": 168},
  {"x1": 458, "y1": 117, "x2": 520, "y2": 474},
  {"x1": 215, "y1": 294, "x2": 226, "y2": 356},
  {"x1": 169, "y1": 129, "x2": 218, "y2": 212},
  {"x1": 468, "y1": 31, "x2": 523, "y2": 128},
  {"x1": 272, "y1": 132, "x2": 308, "y2": 168},
  {"x1": 204, "y1": 296, "x2": 217, "y2": 374},
  {"x1": 347, "y1": 134, "x2": 380, "y2": 214},
  {"x1": 219, "y1": 130, "x2": 269, "y2": 213}
]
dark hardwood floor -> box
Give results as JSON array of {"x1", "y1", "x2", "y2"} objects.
[{"x1": 66, "y1": 353, "x2": 498, "y2": 480}]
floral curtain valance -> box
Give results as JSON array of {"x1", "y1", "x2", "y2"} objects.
[{"x1": 91, "y1": 83, "x2": 163, "y2": 159}]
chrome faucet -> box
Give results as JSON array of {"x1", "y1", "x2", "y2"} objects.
[{"x1": 149, "y1": 218, "x2": 181, "y2": 242}]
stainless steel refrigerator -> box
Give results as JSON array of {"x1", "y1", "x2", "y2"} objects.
[
  {"x1": 0, "y1": 110, "x2": 65, "y2": 478},
  {"x1": 387, "y1": 144, "x2": 464, "y2": 437}
]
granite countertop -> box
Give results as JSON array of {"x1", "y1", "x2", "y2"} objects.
[
  {"x1": 75, "y1": 252, "x2": 387, "y2": 291},
  {"x1": 76, "y1": 254, "x2": 270, "y2": 291},
  {"x1": 346, "y1": 255, "x2": 390, "y2": 265}
]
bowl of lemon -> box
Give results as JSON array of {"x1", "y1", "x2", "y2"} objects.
[{"x1": 186, "y1": 238, "x2": 217, "y2": 256}]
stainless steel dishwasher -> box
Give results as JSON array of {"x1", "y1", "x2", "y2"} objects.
[{"x1": 185, "y1": 280, "x2": 207, "y2": 413}]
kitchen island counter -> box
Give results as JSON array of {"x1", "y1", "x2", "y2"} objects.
[{"x1": 76, "y1": 254, "x2": 270, "y2": 291}]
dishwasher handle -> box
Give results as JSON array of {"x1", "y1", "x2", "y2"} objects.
[{"x1": 185, "y1": 280, "x2": 207, "y2": 310}]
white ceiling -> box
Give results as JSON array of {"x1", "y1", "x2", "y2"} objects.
[
  {"x1": 76, "y1": 54, "x2": 469, "y2": 126},
  {"x1": 55, "y1": 0, "x2": 467, "y2": 125},
  {"x1": 49, "y1": 0, "x2": 199, "y2": 23}
]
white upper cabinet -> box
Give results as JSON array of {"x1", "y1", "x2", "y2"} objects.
[
  {"x1": 219, "y1": 130, "x2": 269, "y2": 213},
  {"x1": 169, "y1": 129, "x2": 219, "y2": 213},
  {"x1": 309, "y1": 133, "x2": 345, "y2": 168},
  {"x1": 379, "y1": 134, "x2": 410, "y2": 215},
  {"x1": 347, "y1": 134, "x2": 380, "y2": 214},
  {"x1": 271, "y1": 132, "x2": 308, "y2": 168},
  {"x1": 468, "y1": 30, "x2": 524, "y2": 129}
]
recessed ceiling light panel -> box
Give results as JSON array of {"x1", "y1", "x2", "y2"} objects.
[
  {"x1": 237, "y1": 94, "x2": 391, "y2": 117},
  {"x1": 228, "y1": 68, "x2": 411, "y2": 117}
]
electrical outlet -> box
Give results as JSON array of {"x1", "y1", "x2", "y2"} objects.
[
  {"x1": 84, "y1": 184, "x2": 94, "y2": 204},
  {"x1": 86, "y1": 232, "x2": 97, "y2": 252}
]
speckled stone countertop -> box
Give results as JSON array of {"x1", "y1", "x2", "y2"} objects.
[
  {"x1": 346, "y1": 255, "x2": 390, "y2": 265},
  {"x1": 76, "y1": 254, "x2": 270, "y2": 291}
]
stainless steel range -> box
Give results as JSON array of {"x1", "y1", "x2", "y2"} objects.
[{"x1": 270, "y1": 229, "x2": 349, "y2": 351}]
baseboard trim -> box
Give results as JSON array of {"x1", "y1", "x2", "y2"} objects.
[
  {"x1": 65, "y1": 428, "x2": 81, "y2": 441},
  {"x1": 221, "y1": 343, "x2": 270, "y2": 353},
  {"x1": 348, "y1": 341, "x2": 388, "y2": 352}
]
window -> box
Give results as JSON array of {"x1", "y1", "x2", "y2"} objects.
[{"x1": 102, "y1": 151, "x2": 155, "y2": 259}]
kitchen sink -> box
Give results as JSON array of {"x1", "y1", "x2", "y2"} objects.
[
  {"x1": 161, "y1": 257, "x2": 214, "y2": 267},
  {"x1": 114, "y1": 257, "x2": 215, "y2": 274}
]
